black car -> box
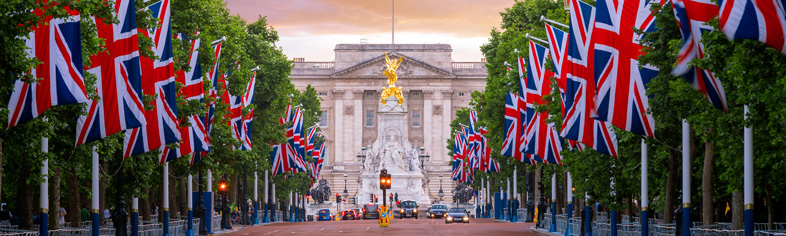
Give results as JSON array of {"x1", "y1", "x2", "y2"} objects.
[
  {"x1": 444, "y1": 207, "x2": 469, "y2": 224},
  {"x1": 427, "y1": 204, "x2": 448, "y2": 218},
  {"x1": 398, "y1": 200, "x2": 419, "y2": 219},
  {"x1": 341, "y1": 210, "x2": 357, "y2": 220},
  {"x1": 362, "y1": 204, "x2": 380, "y2": 219}
]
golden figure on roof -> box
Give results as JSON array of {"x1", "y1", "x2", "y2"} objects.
[{"x1": 380, "y1": 52, "x2": 406, "y2": 105}]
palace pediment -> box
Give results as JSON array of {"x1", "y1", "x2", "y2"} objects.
[{"x1": 331, "y1": 52, "x2": 453, "y2": 78}]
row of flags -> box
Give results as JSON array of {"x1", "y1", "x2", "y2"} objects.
[
  {"x1": 494, "y1": 0, "x2": 782, "y2": 167},
  {"x1": 270, "y1": 102, "x2": 325, "y2": 181},
  {"x1": 451, "y1": 110, "x2": 500, "y2": 184},
  {"x1": 8, "y1": 0, "x2": 256, "y2": 165}
]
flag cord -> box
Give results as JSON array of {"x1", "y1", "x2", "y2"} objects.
[
  {"x1": 647, "y1": 136, "x2": 681, "y2": 154},
  {"x1": 167, "y1": 165, "x2": 192, "y2": 179},
  {"x1": 98, "y1": 157, "x2": 125, "y2": 177}
]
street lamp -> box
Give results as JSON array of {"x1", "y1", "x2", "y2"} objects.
[
  {"x1": 418, "y1": 147, "x2": 430, "y2": 170},
  {"x1": 438, "y1": 173, "x2": 444, "y2": 201},
  {"x1": 356, "y1": 147, "x2": 368, "y2": 169}
]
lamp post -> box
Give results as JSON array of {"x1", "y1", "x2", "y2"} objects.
[
  {"x1": 342, "y1": 173, "x2": 349, "y2": 212},
  {"x1": 418, "y1": 147, "x2": 430, "y2": 170},
  {"x1": 438, "y1": 173, "x2": 444, "y2": 202},
  {"x1": 356, "y1": 147, "x2": 368, "y2": 170}
]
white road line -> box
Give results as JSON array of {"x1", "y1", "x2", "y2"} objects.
[
  {"x1": 319, "y1": 228, "x2": 324, "y2": 231},
  {"x1": 263, "y1": 230, "x2": 279, "y2": 235}
]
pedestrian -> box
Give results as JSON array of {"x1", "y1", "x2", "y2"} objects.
[
  {"x1": 58, "y1": 207, "x2": 66, "y2": 227},
  {"x1": 103, "y1": 208, "x2": 110, "y2": 224},
  {"x1": 0, "y1": 205, "x2": 12, "y2": 225},
  {"x1": 81, "y1": 205, "x2": 90, "y2": 222}
]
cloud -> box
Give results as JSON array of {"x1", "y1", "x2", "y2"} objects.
[{"x1": 226, "y1": 0, "x2": 511, "y2": 61}]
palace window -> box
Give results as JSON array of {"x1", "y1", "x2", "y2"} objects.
[
  {"x1": 319, "y1": 111, "x2": 328, "y2": 127},
  {"x1": 318, "y1": 92, "x2": 328, "y2": 96},
  {"x1": 458, "y1": 92, "x2": 465, "y2": 96},
  {"x1": 365, "y1": 110, "x2": 375, "y2": 127},
  {"x1": 412, "y1": 110, "x2": 421, "y2": 127}
]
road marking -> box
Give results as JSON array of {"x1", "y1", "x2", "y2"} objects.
[
  {"x1": 319, "y1": 228, "x2": 324, "y2": 231},
  {"x1": 264, "y1": 230, "x2": 278, "y2": 235}
]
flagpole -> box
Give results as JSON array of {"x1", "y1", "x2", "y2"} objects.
[
  {"x1": 611, "y1": 167, "x2": 617, "y2": 236},
  {"x1": 289, "y1": 191, "x2": 293, "y2": 222},
  {"x1": 642, "y1": 139, "x2": 649, "y2": 236},
  {"x1": 163, "y1": 162, "x2": 170, "y2": 236},
  {"x1": 264, "y1": 170, "x2": 269, "y2": 223},
  {"x1": 272, "y1": 183, "x2": 277, "y2": 222},
  {"x1": 481, "y1": 179, "x2": 485, "y2": 218},
  {"x1": 92, "y1": 146, "x2": 100, "y2": 236},
  {"x1": 253, "y1": 169, "x2": 259, "y2": 225},
  {"x1": 550, "y1": 174, "x2": 556, "y2": 232},
  {"x1": 132, "y1": 197, "x2": 139, "y2": 236},
  {"x1": 513, "y1": 167, "x2": 518, "y2": 222},
  {"x1": 506, "y1": 178, "x2": 511, "y2": 222},
  {"x1": 566, "y1": 172, "x2": 573, "y2": 236},
  {"x1": 744, "y1": 105, "x2": 753, "y2": 236},
  {"x1": 682, "y1": 120, "x2": 690, "y2": 236},
  {"x1": 187, "y1": 174, "x2": 194, "y2": 236},
  {"x1": 487, "y1": 178, "x2": 490, "y2": 219},
  {"x1": 40, "y1": 136, "x2": 49, "y2": 236}
]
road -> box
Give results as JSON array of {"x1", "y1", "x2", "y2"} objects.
[{"x1": 220, "y1": 218, "x2": 538, "y2": 236}]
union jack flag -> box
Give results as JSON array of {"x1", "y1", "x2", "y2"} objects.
[
  {"x1": 525, "y1": 41, "x2": 563, "y2": 165},
  {"x1": 305, "y1": 127, "x2": 320, "y2": 157},
  {"x1": 515, "y1": 54, "x2": 538, "y2": 165},
  {"x1": 239, "y1": 71, "x2": 256, "y2": 151},
  {"x1": 559, "y1": 1, "x2": 619, "y2": 157},
  {"x1": 160, "y1": 33, "x2": 209, "y2": 164},
  {"x1": 204, "y1": 42, "x2": 223, "y2": 146},
  {"x1": 313, "y1": 144, "x2": 326, "y2": 179},
  {"x1": 452, "y1": 133, "x2": 464, "y2": 181},
  {"x1": 75, "y1": 0, "x2": 146, "y2": 145},
  {"x1": 719, "y1": 0, "x2": 786, "y2": 53},
  {"x1": 487, "y1": 155, "x2": 500, "y2": 174},
  {"x1": 545, "y1": 23, "x2": 570, "y2": 116},
  {"x1": 501, "y1": 93, "x2": 521, "y2": 160},
  {"x1": 672, "y1": 0, "x2": 728, "y2": 111},
  {"x1": 9, "y1": 5, "x2": 90, "y2": 128},
  {"x1": 270, "y1": 143, "x2": 289, "y2": 176},
  {"x1": 123, "y1": 0, "x2": 180, "y2": 158},
  {"x1": 593, "y1": 0, "x2": 665, "y2": 138}
]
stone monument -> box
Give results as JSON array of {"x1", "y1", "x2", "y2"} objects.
[{"x1": 357, "y1": 53, "x2": 431, "y2": 205}]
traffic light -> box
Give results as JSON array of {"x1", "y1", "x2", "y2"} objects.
[
  {"x1": 219, "y1": 181, "x2": 227, "y2": 192},
  {"x1": 374, "y1": 195, "x2": 378, "y2": 203},
  {"x1": 538, "y1": 181, "x2": 544, "y2": 192},
  {"x1": 389, "y1": 193, "x2": 393, "y2": 202},
  {"x1": 379, "y1": 169, "x2": 392, "y2": 190},
  {"x1": 336, "y1": 193, "x2": 340, "y2": 203},
  {"x1": 395, "y1": 193, "x2": 398, "y2": 202}
]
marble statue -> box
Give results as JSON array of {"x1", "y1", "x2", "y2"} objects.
[
  {"x1": 380, "y1": 135, "x2": 406, "y2": 171},
  {"x1": 408, "y1": 154, "x2": 421, "y2": 172}
]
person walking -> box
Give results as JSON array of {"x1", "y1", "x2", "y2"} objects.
[
  {"x1": 81, "y1": 205, "x2": 90, "y2": 223},
  {"x1": 0, "y1": 205, "x2": 12, "y2": 225},
  {"x1": 58, "y1": 207, "x2": 67, "y2": 227}
]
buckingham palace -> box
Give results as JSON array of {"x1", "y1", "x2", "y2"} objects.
[{"x1": 290, "y1": 43, "x2": 487, "y2": 203}]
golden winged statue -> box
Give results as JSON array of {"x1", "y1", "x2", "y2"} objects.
[{"x1": 380, "y1": 52, "x2": 406, "y2": 105}]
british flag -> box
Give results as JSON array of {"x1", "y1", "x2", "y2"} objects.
[
  {"x1": 270, "y1": 143, "x2": 289, "y2": 176},
  {"x1": 559, "y1": 0, "x2": 619, "y2": 157},
  {"x1": 239, "y1": 71, "x2": 256, "y2": 151},
  {"x1": 525, "y1": 41, "x2": 563, "y2": 165},
  {"x1": 545, "y1": 23, "x2": 570, "y2": 116},
  {"x1": 515, "y1": 54, "x2": 539, "y2": 165},
  {"x1": 313, "y1": 144, "x2": 326, "y2": 179},
  {"x1": 9, "y1": 5, "x2": 90, "y2": 128},
  {"x1": 123, "y1": 0, "x2": 180, "y2": 159},
  {"x1": 672, "y1": 0, "x2": 728, "y2": 111},
  {"x1": 452, "y1": 133, "x2": 465, "y2": 181},
  {"x1": 593, "y1": 0, "x2": 665, "y2": 138},
  {"x1": 75, "y1": 0, "x2": 146, "y2": 145},
  {"x1": 160, "y1": 34, "x2": 209, "y2": 164},
  {"x1": 204, "y1": 42, "x2": 223, "y2": 145},
  {"x1": 305, "y1": 127, "x2": 320, "y2": 157},
  {"x1": 719, "y1": 0, "x2": 786, "y2": 53},
  {"x1": 501, "y1": 93, "x2": 522, "y2": 160}
]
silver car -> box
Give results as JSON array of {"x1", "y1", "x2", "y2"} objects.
[{"x1": 444, "y1": 207, "x2": 469, "y2": 223}]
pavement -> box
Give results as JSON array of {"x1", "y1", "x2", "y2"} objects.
[{"x1": 218, "y1": 218, "x2": 537, "y2": 236}]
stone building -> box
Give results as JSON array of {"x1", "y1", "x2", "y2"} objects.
[{"x1": 290, "y1": 43, "x2": 486, "y2": 204}]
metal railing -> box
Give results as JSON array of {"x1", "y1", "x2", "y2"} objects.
[{"x1": 211, "y1": 214, "x2": 221, "y2": 233}]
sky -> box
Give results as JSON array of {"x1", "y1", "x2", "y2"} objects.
[{"x1": 225, "y1": 0, "x2": 514, "y2": 62}]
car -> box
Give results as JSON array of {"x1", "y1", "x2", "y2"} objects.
[
  {"x1": 316, "y1": 209, "x2": 333, "y2": 221},
  {"x1": 350, "y1": 208, "x2": 362, "y2": 218},
  {"x1": 398, "y1": 200, "x2": 419, "y2": 219},
  {"x1": 427, "y1": 204, "x2": 448, "y2": 219},
  {"x1": 341, "y1": 210, "x2": 357, "y2": 220},
  {"x1": 444, "y1": 207, "x2": 469, "y2": 224},
  {"x1": 362, "y1": 204, "x2": 380, "y2": 219}
]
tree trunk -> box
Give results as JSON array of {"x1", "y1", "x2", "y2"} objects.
[
  {"x1": 230, "y1": 174, "x2": 238, "y2": 208},
  {"x1": 767, "y1": 192, "x2": 774, "y2": 230},
  {"x1": 664, "y1": 150, "x2": 678, "y2": 224},
  {"x1": 99, "y1": 160, "x2": 107, "y2": 226},
  {"x1": 17, "y1": 159, "x2": 33, "y2": 230},
  {"x1": 49, "y1": 167, "x2": 62, "y2": 229},
  {"x1": 179, "y1": 176, "x2": 187, "y2": 218},
  {"x1": 140, "y1": 187, "x2": 151, "y2": 221},
  {"x1": 66, "y1": 170, "x2": 81, "y2": 226},
  {"x1": 169, "y1": 174, "x2": 178, "y2": 218},
  {"x1": 732, "y1": 191, "x2": 743, "y2": 230},
  {"x1": 702, "y1": 141, "x2": 715, "y2": 225},
  {"x1": 0, "y1": 138, "x2": 3, "y2": 205}
]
